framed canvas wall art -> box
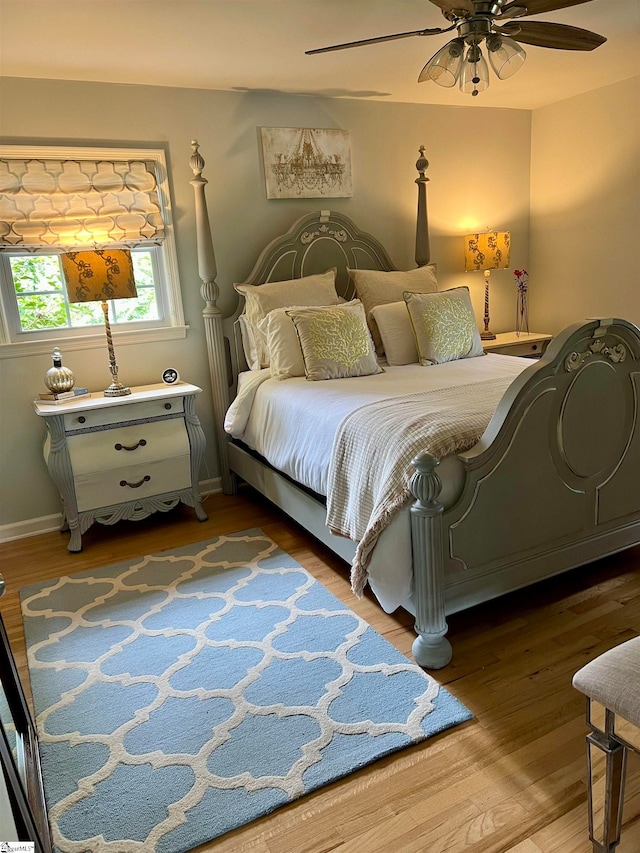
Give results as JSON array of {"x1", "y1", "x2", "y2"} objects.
[{"x1": 260, "y1": 127, "x2": 353, "y2": 200}]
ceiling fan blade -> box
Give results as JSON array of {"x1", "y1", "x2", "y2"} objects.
[
  {"x1": 429, "y1": 0, "x2": 475, "y2": 15},
  {"x1": 305, "y1": 27, "x2": 449, "y2": 55},
  {"x1": 498, "y1": 20, "x2": 606, "y2": 50},
  {"x1": 500, "y1": 0, "x2": 595, "y2": 18}
]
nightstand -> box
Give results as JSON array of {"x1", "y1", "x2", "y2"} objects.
[
  {"x1": 33, "y1": 383, "x2": 208, "y2": 551},
  {"x1": 482, "y1": 332, "x2": 552, "y2": 358}
]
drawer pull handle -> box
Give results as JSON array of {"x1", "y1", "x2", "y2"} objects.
[
  {"x1": 78, "y1": 416, "x2": 86, "y2": 424},
  {"x1": 164, "y1": 403, "x2": 172, "y2": 410},
  {"x1": 114, "y1": 439, "x2": 147, "y2": 452},
  {"x1": 120, "y1": 475, "x2": 151, "y2": 489}
]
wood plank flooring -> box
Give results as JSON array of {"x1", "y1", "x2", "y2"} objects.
[{"x1": 1, "y1": 486, "x2": 639, "y2": 852}]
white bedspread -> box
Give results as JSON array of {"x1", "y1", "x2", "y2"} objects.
[{"x1": 224, "y1": 354, "x2": 530, "y2": 612}]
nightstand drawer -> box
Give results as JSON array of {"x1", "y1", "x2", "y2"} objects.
[
  {"x1": 63, "y1": 396, "x2": 184, "y2": 432},
  {"x1": 67, "y1": 418, "x2": 189, "y2": 475},
  {"x1": 74, "y1": 455, "x2": 192, "y2": 512},
  {"x1": 482, "y1": 332, "x2": 552, "y2": 358},
  {"x1": 494, "y1": 340, "x2": 547, "y2": 357}
]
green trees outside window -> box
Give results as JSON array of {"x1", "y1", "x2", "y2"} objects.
[{"x1": 9, "y1": 251, "x2": 159, "y2": 332}]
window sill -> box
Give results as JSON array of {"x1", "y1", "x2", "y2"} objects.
[{"x1": 0, "y1": 324, "x2": 190, "y2": 359}]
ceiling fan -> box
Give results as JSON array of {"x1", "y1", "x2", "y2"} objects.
[{"x1": 306, "y1": 0, "x2": 607, "y2": 97}]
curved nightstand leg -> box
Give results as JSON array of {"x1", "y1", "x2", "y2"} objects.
[{"x1": 194, "y1": 501, "x2": 208, "y2": 522}]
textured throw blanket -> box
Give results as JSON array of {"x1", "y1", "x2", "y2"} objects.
[{"x1": 326, "y1": 376, "x2": 516, "y2": 597}]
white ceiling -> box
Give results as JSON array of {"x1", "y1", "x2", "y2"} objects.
[{"x1": 1, "y1": 0, "x2": 639, "y2": 110}]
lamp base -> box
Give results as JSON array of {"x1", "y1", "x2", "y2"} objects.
[
  {"x1": 480, "y1": 330, "x2": 496, "y2": 341},
  {"x1": 104, "y1": 383, "x2": 132, "y2": 397}
]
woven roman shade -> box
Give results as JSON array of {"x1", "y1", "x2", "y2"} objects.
[{"x1": 0, "y1": 158, "x2": 165, "y2": 252}]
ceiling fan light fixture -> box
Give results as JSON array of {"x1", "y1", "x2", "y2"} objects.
[
  {"x1": 487, "y1": 34, "x2": 527, "y2": 79},
  {"x1": 459, "y1": 44, "x2": 489, "y2": 96},
  {"x1": 418, "y1": 38, "x2": 465, "y2": 87}
]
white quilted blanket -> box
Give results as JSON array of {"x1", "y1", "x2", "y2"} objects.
[{"x1": 326, "y1": 376, "x2": 517, "y2": 597}]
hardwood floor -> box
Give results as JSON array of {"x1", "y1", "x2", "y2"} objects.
[{"x1": 2, "y1": 486, "x2": 640, "y2": 852}]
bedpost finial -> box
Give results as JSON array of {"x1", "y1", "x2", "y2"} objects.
[
  {"x1": 190, "y1": 140, "x2": 206, "y2": 178},
  {"x1": 416, "y1": 146, "x2": 430, "y2": 184}
]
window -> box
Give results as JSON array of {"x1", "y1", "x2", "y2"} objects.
[{"x1": 0, "y1": 145, "x2": 186, "y2": 356}]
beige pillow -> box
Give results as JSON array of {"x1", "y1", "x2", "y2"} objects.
[
  {"x1": 258, "y1": 306, "x2": 306, "y2": 380},
  {"x1": 348, "y1": 265, "x2": 438, "y2": 353},
  {"x1": 234, "y1": 269, "x2": 339, "y2": 367},
  {"x1": 286, "y1": 300, "x2": 383, "y2": 381},
  {"x1": 369, "y1": 301, "x2": 418, "y2": 366},
  {"x1": 403, "y1": 286, "x2": 485, "y2": 366}
]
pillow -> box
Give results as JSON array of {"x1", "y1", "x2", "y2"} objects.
[
  {"x1": 258, "y1": 305, "x2": 307, "y2": 380},
  {"x1": 234, "y1": 269, "x2": 339, "y2": 367},
  {"x1": 286, "y1": 300, "x2": 383, "y2": 381},
  {"x1": 237, "y1": 313, "x2": 260, "y2": 371},
  {"x1": 348, "y1": 265, "x2": 438, "y2": 353},
  {"x1": 403, "y1": 286, "x2": 485, "y2": 365},
  {"x1": 369, "y1": 301, "x2": 418, "y2": 366}
]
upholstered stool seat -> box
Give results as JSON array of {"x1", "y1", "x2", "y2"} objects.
[{"x1": 573, "y1": 636, "x2": 640, "y2": 852}]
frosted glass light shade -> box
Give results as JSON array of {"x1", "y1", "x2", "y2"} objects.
[
  {"x1": 459, "y1": 46, "x2": 489, "y2": 96},
  {"x1": 487, "y1": 35, "x2": 526, "y2": 80},
  {"x1": 418, "y1": 39, "x2": 464, "y2": 88}
]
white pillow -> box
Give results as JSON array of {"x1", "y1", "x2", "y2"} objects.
[
  {"x1": 348, "y1": 264, "x2": 438, "y2": 353},
  {"x1": 369, "y1": 301, "x2": 418, "y2": 366},
  {"x1": 238, "y1": 314, "x2": 260, "y2": 371},
  {"x1": 258, "y1": 306, "x2": 306, "y2": 380},
  {"x1": 234, "y1": 269, "x2": 339, "y2": 368}
]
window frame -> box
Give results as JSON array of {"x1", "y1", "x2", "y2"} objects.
[{"x1": 0, "y1": 144, "x2": 187, "y2": 359}]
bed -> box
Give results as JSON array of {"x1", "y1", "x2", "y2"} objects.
[{"x1": 188, "y1": 141, "x2": 640, "y2": 669}]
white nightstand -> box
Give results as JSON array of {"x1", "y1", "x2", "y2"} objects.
[
  {"x1": 482, "y1": 331, "x2": 552, "y2": 358},
  {"x1": 33, "y1": 383, "x2": 208, "y2": 551}
]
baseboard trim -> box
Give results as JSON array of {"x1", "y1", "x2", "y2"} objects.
[{"x1": 0, "y1": 478, "x2": 223, "y2": 544}]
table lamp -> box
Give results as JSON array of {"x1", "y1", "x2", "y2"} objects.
[
  {"x1": 60, "y1": 249, "x2": 137, "y2": 396},
  {"x1": 464, "y1": 231, "x2": 510, "y2": 340}
]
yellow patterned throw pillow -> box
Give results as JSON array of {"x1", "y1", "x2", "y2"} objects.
[
  {"x1": 403, "y1": 286, "x2": 485, "y2": 365},
  {"x1": 286, "y1": 300, "x2": 383, "y2": 381}
]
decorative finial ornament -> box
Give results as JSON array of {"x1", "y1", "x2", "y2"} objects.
[
  {"x1": 415, "y1": 146, "x2": 430, "y2": 184},
  {"x1": 190, "y1": 140, "x2": 206, "y2": 178}
]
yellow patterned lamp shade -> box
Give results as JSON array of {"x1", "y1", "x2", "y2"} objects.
[
  {"x1": 60, "y1": 249, "x2": 137, "y2": 303},
  {"x1": 464, "y1": 231, "x2": 511, "y2": 272},
  {"x1": 60, "y1": 249, "x2": 137, "y2": 397},
  {"x1": 463, "y1": 231, "x2": 510, "y2": 341}
]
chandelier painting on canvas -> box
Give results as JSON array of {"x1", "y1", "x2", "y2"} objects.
[{"x1": 260, "y1": 127, "x2": 352, "y2": 199}]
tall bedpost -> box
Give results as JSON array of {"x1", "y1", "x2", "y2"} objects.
[
  {"x1": 189, "y1": 140, "x2": 236, "y2": 495},
  {"x1": 409, "y1": 451, "x2": 452, "y2": 669},
  {"x1": 415, "y1": 146, "x2": 431, "y2": 268}
]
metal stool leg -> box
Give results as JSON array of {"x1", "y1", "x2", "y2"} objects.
[{"x1": 586, "y1": 707, "x2": 627, "y2": 852}]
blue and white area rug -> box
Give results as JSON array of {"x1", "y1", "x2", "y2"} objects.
[{"x1": 21, "y1": 528, "x2": 472, "y2": 853}]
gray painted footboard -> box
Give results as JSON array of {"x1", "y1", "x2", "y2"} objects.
[{"x1": 410, "y1": 318, "x2": 640, "y2": 667}]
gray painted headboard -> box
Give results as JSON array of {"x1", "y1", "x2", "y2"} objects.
[{"x1": 188, "y1": 141, "x2": 432, "y2": 494}]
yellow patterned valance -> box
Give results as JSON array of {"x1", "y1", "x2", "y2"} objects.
[{"x1": 0, "y1": 158, "x2": 165, "y2": 252}]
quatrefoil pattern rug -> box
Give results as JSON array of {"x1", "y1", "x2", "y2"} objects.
[{"x1": 21, "y1": 529, "x2": 472, "y2": 853}]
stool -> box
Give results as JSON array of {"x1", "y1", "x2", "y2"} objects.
[{"x1": 573, "y1": 636, "x2": 640, "y2": 852}]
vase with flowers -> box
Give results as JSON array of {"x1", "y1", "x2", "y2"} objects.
[{"x1": 514, "y1": 269, "x2": 529, "y2": 336}]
